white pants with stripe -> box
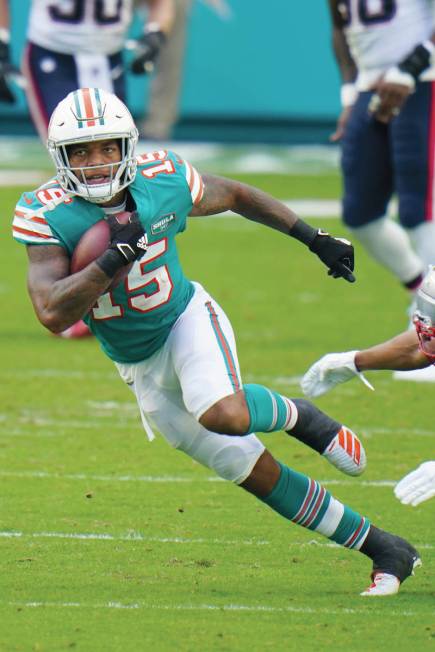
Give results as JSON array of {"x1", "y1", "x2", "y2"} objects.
[{"x1": 115, "y1": 283, "x2": 265, "y2": 484}]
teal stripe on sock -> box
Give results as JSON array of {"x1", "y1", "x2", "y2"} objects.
[
  {"x1": 327, "y1": 507, "x2": 370, "y2": 548},
  {"x1": 261, "y1": 462, "x2": 310, "y2": 521},
  {"x1": 261, "y1": 462, "x2": 370, "y2": 549},
  {"x1": 244, "y1": 383, "x2": 293, "y2": 433}
]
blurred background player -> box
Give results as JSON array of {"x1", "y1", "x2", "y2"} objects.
[
  {"x1": 0, "y1": 0, "x2": 174, "y2": 140},
  {"x1": 138, "y1": 0, "x2": 190, "y2": 140},
  {"x1": 139, "y1": 0, "x2": 232, "y2": 140},
  {"x1": 0, "y1": 0, "x2": 174, "y2": 337},
  {"x1": 301, "y1": 265, "x2": 435, "y2": 507},
  {"x1": 328, "y1": 1, "x2": 435, "y2": 333}
]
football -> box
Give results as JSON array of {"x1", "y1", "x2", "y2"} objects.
[{"x1": 70, "y1": 211, "x2": 133, "y2": 291}]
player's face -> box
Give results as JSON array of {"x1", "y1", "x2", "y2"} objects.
[{"x1": 67, "y1": 139, "x2": 122, "y2": 183}]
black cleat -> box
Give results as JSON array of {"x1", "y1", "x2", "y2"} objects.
[{"x1": 360, "y1": 526, "x2": 421, "y2": 596}]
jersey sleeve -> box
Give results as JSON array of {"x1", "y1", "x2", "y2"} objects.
[
  {"x1": 182, "y1": 158, "x2": 204, "y2": 207},
  {"x1": 12, "y1": 195, "x2": 61, "y2": 246},
  {"x1": 136, "y1": 150, "x2": 205, "y2": 232},
  {"x1": 162, "y1": 150, "x2": 204, "y2": 207}
]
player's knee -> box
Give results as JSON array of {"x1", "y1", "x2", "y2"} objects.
[
  {"x1": 199, "y1": 392, "x2": 250, "y2": 435},
  {"x1": 240, "y1": 450, "x2": 281, "y2": 497},
  {"x1": 211, "y1": 442, "x2": 262, "y2": 483}
]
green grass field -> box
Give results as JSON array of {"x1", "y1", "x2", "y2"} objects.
[{"x1": 1, "y1": 170, "x2": 434, "y2": 652}]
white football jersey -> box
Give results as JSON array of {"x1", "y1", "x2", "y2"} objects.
[
  {"x1": 342, "y1": 0, "x2": 435, "y2": 89},
  {"x1": 27, "y1": 0, "x2": 135, "y2": 55}
]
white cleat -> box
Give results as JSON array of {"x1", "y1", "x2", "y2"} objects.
[
  {"x1": 360, "y1": 572, "x2": 400, "y2": 596},
  {"x1": 322, "y1": 426, "x2": 367, "y2": 476},
  {"x1": 361, "y1": 558, "x2": 422, "y2": 597}
]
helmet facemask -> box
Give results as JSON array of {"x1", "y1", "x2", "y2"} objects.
[
  {"x1": 47, "y1": 88, "x2": 138, "y2": 204},
  {"x1": 413, "y1": 311, "x2": 435, "y2": 359},
  {"x1": 413, "y1": 265, "x2": 435, "y2": 360}
]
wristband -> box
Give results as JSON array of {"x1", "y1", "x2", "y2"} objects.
[
  {"x1": 0, "y1": 28, "x2": 10, "y2": 44},
  {"x1": 288, "y1": 219, "x2": 318, "y2": 246},
  {"x1": 398, "y1": 41, "x2": 434, "y2": 81},
  {"x1": 144, "y1": 21, "x2": 165, "y2": 37},
  {"x1": 340, "y1": 83, "x2": 357, "y2": 108},
  {"x1": 95, "y1": 249, "x2": 126, "y2": 278}
]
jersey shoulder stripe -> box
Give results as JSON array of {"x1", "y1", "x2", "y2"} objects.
[
  {"x1": 183, "y1": 160, "x2": 204, "y2": 205},
  {"x1": 135, "y1": 149, "x2": 204, "y2": 205},
  {"x1": 12, "y1": 204, "x2": 60, "y2": 245}
]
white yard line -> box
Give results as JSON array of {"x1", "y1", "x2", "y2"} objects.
[
  {"x1": 0, "y1": 530, "x2": 269, "y2": 546},
  {"x1": 0, "y1": 529, "x2": 432, "y2": 551},
  {"x1": 0, "y1": 470, "x2": 404, "y2": 485},
  {"x1": 0, "y1": 470, "x2": 223, "y2": 482},
  {"x1": 0, "y1": 600, "x2": 425, "y2": 616}
]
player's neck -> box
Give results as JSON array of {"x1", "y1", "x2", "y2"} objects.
[{"x1": 101, "y1": 189, "x2": 126, "y2": 208}]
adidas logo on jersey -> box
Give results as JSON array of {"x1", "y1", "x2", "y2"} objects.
[{"x1": 151, "y1": 213, "x2": 176, "y2": 235}]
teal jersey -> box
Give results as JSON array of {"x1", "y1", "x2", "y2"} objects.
[{"x1": 12, "y1": 150, "x2": 205, "y2": 363}]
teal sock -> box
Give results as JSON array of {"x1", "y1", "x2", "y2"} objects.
[
  {"x1": 262, "y1": 462, "x2": 370, "y2": 549},
  {"x1": 244, "y1": 383, "x2": 297, "y2": 433}
]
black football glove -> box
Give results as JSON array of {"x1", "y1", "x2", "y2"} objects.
[
  {"x1": 107, "y1": 211, "x2": 148, "y2": 264},
  {"x1": 0, "y1": 37, "x2": 16, "y2": 103},
  {"x1": 130, "y1": 28, "x2": 165, "y2": 75},
  {"x1": 309, "y1": 229, "x2": 355, "y2": 283}
]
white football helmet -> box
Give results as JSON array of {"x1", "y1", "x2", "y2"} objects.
[
  {"x1": 47, "y1": 88, "x2": 138, "y2": 203},
  {"x1": 413, "y1": 266, "x2": 435, "y2": 359}
]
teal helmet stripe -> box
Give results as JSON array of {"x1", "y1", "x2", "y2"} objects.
[
  {"x1": 93, "y1": 88, "x2": 105, "y2": 126},
  {"x1": 72, "y1": 90, "x2": 84, "y2": 129}
]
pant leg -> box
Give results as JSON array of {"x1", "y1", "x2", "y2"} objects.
[
  {"x1": 341, "y1": 91, "x2": 393, "y2": 228},
  {"x1": 22, "y1": 42, "x2": 80, "y2": 140}
]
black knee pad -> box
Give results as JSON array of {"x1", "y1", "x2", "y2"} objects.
[{"x1": 287, "y1": 398, "x2": 341, "y2": 453}]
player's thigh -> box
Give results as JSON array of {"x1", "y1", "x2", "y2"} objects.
[
  {"x1": 341, "y1": 92, "x2": 393, "y2": 227},
  {"x1": 115, "y1": 341, "x2": 264, "y2": 483},
  {"x1": 109, "y1": 52, "x2": 126, "y2": 102},
  {"x1": 391, "y1": 81, "x2": 435, "y2": 227},
  {"x1": 23, "y1": 43, "x2": 80, "y2": 120},
  {"x1": 148, "y1": 395, "x2": 265, "y2": 484},
  {"x1": 169, "y1": 283, "x2": 243, "y2": 420}
]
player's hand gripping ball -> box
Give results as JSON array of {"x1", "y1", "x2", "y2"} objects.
[{"x1": 70, "y1": 211, "x2": 134, "y2": 291}]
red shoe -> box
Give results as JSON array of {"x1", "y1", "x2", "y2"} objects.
[{"x1": 57, "y1": 320, "x2": 92, "y2": 339}]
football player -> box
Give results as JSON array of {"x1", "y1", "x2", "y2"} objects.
[
  {"x1": 301, "y1": 266, "x2": 435, "y2": 507},
  {"x1": 329, "y1": 0, "x2": 435, "y2": 347},
  {"x1": 0, "y1": 0, "x2": 174, "y2": 138},
  {"x1": 0, "y1": 0, "x2": 173, "y2": 338},
  {"x1": 12, "y1": 88, "x2": 421, "y2": 596},
  {"x1": 301, "y1": 265, "x2": 435, "y2": 396}
]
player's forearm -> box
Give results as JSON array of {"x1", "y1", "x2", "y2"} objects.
[
  {"x1": 328, "y1": 0, "x2": 357, "y2": 83},
  {"x1": 145, "y1": 0, "x2": 174, "y2": 34},
  {"x1": 30, "y1": 264, "x2": 112, "y2": 333},
  {"x1": 191, "y1": 175, "x2": 300, "y2": 231},
  {"x1": 232, "y1": 182, "x2": 300, "y2": 233},
  {"x1": 331, "y1": 26, "x2": 357, "y2": 83},
  {"x1": 355, "y1": 331, "x2": 430, "y2": 371},
  {"x1": 0, "y1": 0, "x2": 9, "y2": 32}
]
